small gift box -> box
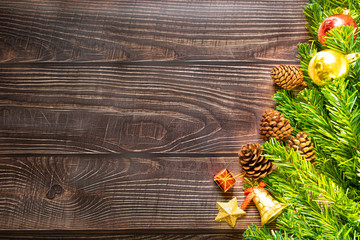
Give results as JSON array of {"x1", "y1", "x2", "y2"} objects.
[{"x1": 213, "y1": 168, "x2": 236, "y2": 192}]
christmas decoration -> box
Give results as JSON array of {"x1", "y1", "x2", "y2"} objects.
[
  {"x1": 215, "y1": 197, "x2": 246, "y2": 227},
  {"x1": 318, "y1": 13, "x2": 358, "y2": 45},
  {"x1": 308, "y1": 49, "x2": 350, "y2": 85},
  {"x1": 260, "y1": 108, "x2": 293, "y2": 142},
  {"x1": 287, "y1": 132, "x2": 315, "y2": 162},
  {"x1": 243, "y1": 1, "x2": 360, "y2": 239},
  {"x1": 270, "y1": 65, "x2": 306, "y2": 90},
  {"x1": 238, "y1": 143, "x2": 273, "y2": 180},
  {"x1": 241, "y1": 181, "x2": 288, "y2": 226},
  {"x1": 213, "y1": 168, "x2": 236, "y2": 192}
]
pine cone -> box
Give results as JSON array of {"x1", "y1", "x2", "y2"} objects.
[
  {"x1": 287, "y1": 132, "x2": 315, "y2": 162},
  {"x1": 271, "y1": 65, "x2": 306, "y2": 90},
  {"x1": 260, "y1": 109, "x2": 293, "y2": 142},
  {"x1": 238, "y1": 143, "x2": 273, "y2": 180}
]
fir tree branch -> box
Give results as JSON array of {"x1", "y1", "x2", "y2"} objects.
[
  {"x1": 297, "y1": 42, "x2": 318, "y2": 88},
  {"x1": 308, "y1": 0, "x2": 360, "y2": 12},
  {"x1": 273, "y1": 88, "x2": 335, "y2": 146},
  {"x1": 303, "y1": 3, "x2": 324, "y2": 43},
  {"x1": 322, "y1": 79, "x2": 360, "y2": 185},
  {"x1": 303, "y1": 3, "x2": 324, "y2": 42},
  {"x1": 273, "y1": 87, "x2": 360, "y2": 199},
  {"x1": 261, "y1": 140, "x2": 360, "y2": 239},
  {"x1": 322, "y1": 25, "x2": 360, "y2": 54},
  {"x1": 243, "y1": 225, "x2": 298, "y2": 240}
]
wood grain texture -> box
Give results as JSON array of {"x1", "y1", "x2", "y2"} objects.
[
  {"x1": 1, "y1": 63, "x2": 276, "y2": 154},
  {"x1": 0, "y1": 0, "x2": 308, "y2": 238},
  {"x1": 0, "y1": 0, "x2": 308, "y2": 63},
  {"x1": 0, "y1": 155, "x2": 271, "y2": 231},
  {"x1": 0, "y1": 231, "x2": 245, "y2": 240}
]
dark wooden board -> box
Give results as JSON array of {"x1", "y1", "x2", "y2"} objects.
[
  {"x1": 0, "y1": 155, "x2": 270, "y2": 232},
  {"x1": 0, "y1": 0, "x2": 307, "y2": 63},
  {"x1": 0, "y1": 0, "x2": 308, "y2": 238},
  {"x1": 1, "y1": 63, "x2": 277, "y2": 154},
  {"x1": 0, "y1": 231, "x2": 246, "y2": 240}
]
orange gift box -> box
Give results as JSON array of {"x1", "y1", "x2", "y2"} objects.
[{"x1": 213, "y1": 168, "x2": 236, "y2": 192}]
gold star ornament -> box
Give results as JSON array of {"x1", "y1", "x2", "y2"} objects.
[{"x1": 215, "y1": 197, "x2": 246, "y2": 227}]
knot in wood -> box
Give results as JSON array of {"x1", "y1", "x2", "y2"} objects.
[
  {"x1": 46, "y1": 189, "x2": 56, "y2": 200},
  {"x1": 51, "y1": 184, "x2": 63, "y2": 195},
  {"x1": 46, "y1": 184, "x2": 64, "y2": 199}
]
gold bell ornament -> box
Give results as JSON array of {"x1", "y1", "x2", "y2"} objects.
[
  {"x1": 308, "y1": 49, "x2": 360, "y2": 85},
  {"x1": 241, "y1": 181, "x2": 288, "y2": 226}
]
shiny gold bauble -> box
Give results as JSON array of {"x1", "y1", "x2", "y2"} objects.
[{"x1": 308, "y1": 49, "x2": 349, "y2": 85}]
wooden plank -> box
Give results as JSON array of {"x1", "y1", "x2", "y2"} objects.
[
  {"x1": 0, "y1": 63, "x2": 277, "y2": 154},
  {"x1": 0, "y1": 155, "x2": 270, "y2": 232},
  {"x1": 0, "y1": 231, "x2": 246, "y2": 240},
  {"x1": 0, "y1": 0, "x2": 308, "y2": 63}
]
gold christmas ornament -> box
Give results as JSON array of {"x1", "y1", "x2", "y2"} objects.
[
  {"x1": 252, "y1": 187, "x2": 288, "y2": 226},
  {"x1": 308, "y1": 50, "x2": 360, "y2": 85},
  {"x1": 215, "y1": 197, "x2": 246, "y2": 227},
  {"x1": 241, "y1": 181, "x2": 288, "y2": 226},
  {"x1": 271, "y1": 65, "x2": 306, "y2": 90}
]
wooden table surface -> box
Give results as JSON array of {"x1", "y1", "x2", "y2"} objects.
[{"x1": 0, "y1": 0, "x2": 308, "y2": 239}]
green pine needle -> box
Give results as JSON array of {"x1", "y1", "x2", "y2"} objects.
[{"x1": 244, "y1": 225, "x2": 297, "y2": 240}]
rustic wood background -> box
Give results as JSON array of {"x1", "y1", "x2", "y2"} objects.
[{"x1": 0, "y1": 0, "x2": 308, "y2": 239}]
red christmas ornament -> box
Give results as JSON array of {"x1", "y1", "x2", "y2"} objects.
[{"x1": 318, "y1": 14, "x2": 358, "y2": 45}]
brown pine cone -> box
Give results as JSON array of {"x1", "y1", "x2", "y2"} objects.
[
  {"x1": 271, "y1": 65, "x2": 306, "y2": 90},
  {"x1": 238, "y1": 143, "x2": 273, "y2": 180},
  {"x1": 287, "y1": 132, "x2": 315, "y2": 162},
  {"x1": 260, "y1": 109, "x2": 293, "y2": 142}
]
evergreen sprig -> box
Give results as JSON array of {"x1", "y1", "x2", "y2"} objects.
[
  {"x1": 307, "y1": 0, "x2": 360, "y2": 13},
  {"x1": 297, "y1": 42, "x2": 317, "y2": 88},
  {"x1": 322, "y1": 79, "x2": 360, "y2": 184},
  {"x1": 303, "y1": 3, "x2": 324, "y2": 42},
  {"x1": 323, "y1": 25, "x2": 359, "y2": 53},
  {"x1": 244, "y1": 140, "x2": 360, "y2": 240},
  {"x1": 244, "y1": 224, "x2": 297, "y2": 240}
]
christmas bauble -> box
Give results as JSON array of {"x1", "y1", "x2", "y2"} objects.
[
  {"x1": 318, "y1": 14, "x2": 358, "y2": 45},
  {"x1": 308, "y1": 50, "x2": 349, "y2": 85}
]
